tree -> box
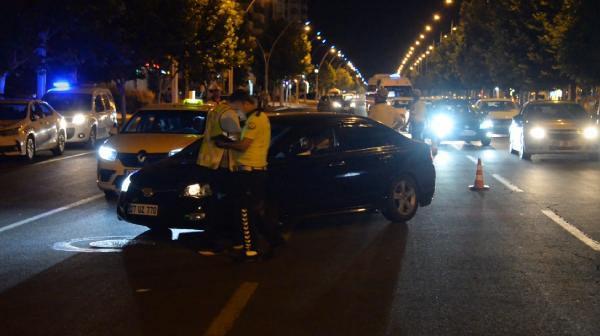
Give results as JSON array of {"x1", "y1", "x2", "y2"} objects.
[
  {"x1": 318, "y1": 63, "x2": 336, "y2": 93},
  {"x1": 335, "y1": 68, "x2": 354, "y2": 91}
]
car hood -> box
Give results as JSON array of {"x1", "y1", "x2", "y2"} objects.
[
  {"x1": 106, "y1": 133, "x2": 202, "y2": 153},
  {"x1": 0, "y1": 120, "x2": 23, "y2": 130},
  {"x1": 527, "y1": 118, "x2": 590, "y2": 129},
  {"x1": 131, "y1": 157, "x2": 212, "y2": 190},
  {"x1": 487, "y1": 109, "x2": 519, "y2": 120}
]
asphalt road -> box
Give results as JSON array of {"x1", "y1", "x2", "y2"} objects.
[{"x1": 0, "y1": 137, "x2": 599, "y2": 336}]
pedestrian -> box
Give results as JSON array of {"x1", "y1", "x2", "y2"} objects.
[
  {"x1": 368, "y1": 88, "x2": 406, "y2": 130},
  {"x1": 207, "y1": 82, "x2": 222, "y2": 105},
  {"x1": 215, "y1": 90, "x2": 280, "y2": 261},
  {"x1": 410, "y1": 89, "x2": 427, "y2": 141},
  {"x1": 196, "y1": 91, "x2": 243, "y2": 256}
]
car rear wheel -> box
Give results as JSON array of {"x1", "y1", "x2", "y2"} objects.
[
  {"x1": 25, "y1": 136, "x2": 36, "y2": 162},
  {"x1": 52, "y1": 131, "x2": 66, "y2": 156},
  {"x1": 381, "y1": 175, "x2": 419, "y2": 223}
]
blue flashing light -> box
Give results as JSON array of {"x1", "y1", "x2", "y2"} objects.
[{"x1": 53, "y1": 81, "x2": 71, "y2": 90}]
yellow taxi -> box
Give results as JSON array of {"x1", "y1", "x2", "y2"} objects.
[{"x1": 97, "y1": 102, "x2": 209, "y2": 197}]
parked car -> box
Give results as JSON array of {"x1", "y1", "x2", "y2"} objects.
[
  {"x1": 117, "y1": 112, "x2": 436, "y2": 230},
  {"x1": 425, "y1": 99, "x2": 493, "y2": 146},
  {"x1": 0, "y1": 99, "x2": 66, "y2": 160},
  {"x1": 509, "y1": 100, "x2": 599, "y2": 160},
  {"x1": 43, "y1": 85, "x2": 117, "y2": 148}
]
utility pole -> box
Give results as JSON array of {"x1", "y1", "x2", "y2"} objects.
[{"x1": 256, "y1": 21, "x2": 293, "y2": 104}]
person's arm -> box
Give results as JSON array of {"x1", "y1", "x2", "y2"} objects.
[{"x1": 217, "y1": 138, "x2": 253, "y2": 152}]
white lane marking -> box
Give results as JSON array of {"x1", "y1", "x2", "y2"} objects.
[
  {"x1": 492, "y1": 174, "x2": 524, "y2": 193},
  {"x1": 204, "y1": 282, "x2": 259, "y2": 336},
  {"x1": 34, "y1": 152, "x2": 93, "y2": 165},
  {"x1": 466, "y1": 155, "x2": 478, "y2": 164},
  {"x1": 0, "y1": 194, "x2": 103, "y2": 234},
  {"x1": 541, "y1": 209, "x2": 600, "y2": 252}
]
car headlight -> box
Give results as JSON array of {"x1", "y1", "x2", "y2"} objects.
[
  {"x1": 430, "y1": 114, "x2": 454, "y2": 137},
  {"x1": 98, "y1": 145, "x2": 117, "y2": 161},
  {"x1": 332, "y1": 101, "x2": 342, "y2": 109},
  {"x1": 121, "y1": 174, "x2": 132, "y2": 192},
  {"x1": 169, "y1": 148, "x2": 183, "y2": 157},
  {"x1": 530, "y1": 127, "x2": 546, "y2": 139},
  {"x1": 480, "y1": 119, "x2": 494, "y2": 130},
  {"x1": 583, "y1": 126, "x2": 598, "y2": 140},
  {"x1": 350, "y1": 102, "x2": 356, "y2": 108},
  {"x1": 182, "y1": 183, "x2": 212, "y2": 199},
  {"x1": 72, "y1": 113, "x2": 87, "y2": 125}
]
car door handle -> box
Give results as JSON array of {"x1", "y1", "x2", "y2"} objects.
[{"x1": 329, "y1": 160, "x2": 346, "y2": 167}]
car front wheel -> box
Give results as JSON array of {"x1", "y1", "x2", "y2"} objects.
[
  {"x1": 25, "y1": 136, "x2": 36, "y2": 161},
  {"x1": 52, "y1": 131, "x2": 66, "y2": 156},
  {"x1": 381, "y1": 175, "x2": 419, "y2": 223}
]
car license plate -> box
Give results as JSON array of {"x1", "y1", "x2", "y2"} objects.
[
  {"x1": 462, "y1": 130, "x2": 477, "y2": 136},
  {"x1": 128, "y1": 204, "x2": 158, "y2": 216}
]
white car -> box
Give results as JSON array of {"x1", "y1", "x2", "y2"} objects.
[
  {"x1": 43, "y1": 85, "x2": 117, "y2": 148},
  {"x1": 97, "y1": 103, "x2": 209, "y2": 197},
  {"x1": 0, "y1": 99, "x2": 66, "y2": 161},
  {"x1": 475, "y1": 98, "x2": 519, "y2": 134}
]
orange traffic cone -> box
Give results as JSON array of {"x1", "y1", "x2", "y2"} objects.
[{"x1": 469, "y1": 158, "x2": 490, "y2": 191}]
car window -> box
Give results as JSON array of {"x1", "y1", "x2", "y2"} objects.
[
  {"x1": 337, "y1": 122, "x2": 396, "y2": 151},
  {"x1": 103, "y1": 94, "x2": 115, "y2": 111},
  {"x1": 94, "y1": 95, "x2": 106, "y2": 112},
  {"x1": 0, "y1": 103, "x2": 29, "y2": 120},
  {"x1": 31, "y1": 103, "x2": 45, "y2": 120},
  {"x1": 39, "y1": 103, "x2": 53, "y2": 117},
  {"x1": 122, "y1": 110, "x2": 206, "y2": 134},
  {"x1": 270, "y1": 124, "x2": 336, "y2": 159},
  {"x1": 524, "y1": 104, "x2": 587, "y2": 120}
]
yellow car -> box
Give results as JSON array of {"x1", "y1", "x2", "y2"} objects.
[
  {"x1": 97, "y1": 103, "x2": 209, "y2": 196},
  {"x1": 475, "y1": 98, "x2": 520, "y2": 134}
]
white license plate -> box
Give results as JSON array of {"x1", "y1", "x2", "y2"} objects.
[
  {"x1": 462, "y1": 130, "x2": 477, "y2": 136},
  {"x1": 128, "y1": 204, "x2": 158, "y2": 216},
  {"x1": 125, "y1": 169, "x2": 139, "y2": 176}
]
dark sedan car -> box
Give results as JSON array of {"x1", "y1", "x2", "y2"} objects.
[
  {"x1": 117, "y1": 113, "x2": 436, "y2": 230},
  {"x1": 425, "y1": 99, "x2": 492, "y2": 146}
]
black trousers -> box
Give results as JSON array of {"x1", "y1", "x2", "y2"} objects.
[{"x1": 233, "y1": 170, "x2": 279, "y2": 254}]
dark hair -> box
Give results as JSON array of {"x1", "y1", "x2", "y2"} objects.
[{"x1": 229, "y1": 89, "x2": 255, "y2": 104}]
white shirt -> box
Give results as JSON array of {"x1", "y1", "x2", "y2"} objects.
[{"x1": 368, "y1": 103, "x2": 406, "y2": 129}]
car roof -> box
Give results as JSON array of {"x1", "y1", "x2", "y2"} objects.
[
  {"x1": 478, "y1": 98, "x2": 514, "y2": 102},
  {"x1": 139, "y1": 103, "x2": 212, "y2": 112},
  {"x1": 525, "y1": 100, "x2": 579, "y2": 105},
  {"x1": 46, "y1": 86, "x2": 111, "y2": 95},
  {"x1": 266, "y1": 111, "x2": 369, "y2": 123}
]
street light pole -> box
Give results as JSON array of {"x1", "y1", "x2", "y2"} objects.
[{"x1": 256, "y1": 21, "x2": 293, "y2": 104}]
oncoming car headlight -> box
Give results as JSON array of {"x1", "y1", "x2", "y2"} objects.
[
  {"x1": 430, "y1": 114, "x2": 454, "y2": 137},
  {"x1": 583, "y1": 126, "x2": 598, "y2": 140},
  {"x1": 332, "y1": 101, "x2": 342, "y2": 109},
  {"x1": 480, "y1": 119, "x2": 494, "y2": 130},
  {"x1": 98, "y1": 145, "x2": 117, "y2": 161},
  {"x1": 72, "y1": 113, "x2": 87, "y2": 125},
  {"x1": 350, "y1": 102, "x2": 357, "y2": 108},
  {"x1": 530, "y1": 127, "x2": 546, "y2": 140},
  {"x1": 182, "y1": 183, "x2": 212, "y2": 199}
]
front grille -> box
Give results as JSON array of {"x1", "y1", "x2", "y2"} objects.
[
  {"x1": 118, "y1": 153, "x2": 168, "y2": 168},
  {"x1": 98, "y1": 169, "x2": 115, "y2": 182},
  {"x1": 0, "y1": 144, "x2": 20, "y2": 152},
  {"x1": 549, "y1": 131, "x2": 579, "y2": 141},
  {"x1": 66, "y1": 128, "x2": 75, "y2": 139}
]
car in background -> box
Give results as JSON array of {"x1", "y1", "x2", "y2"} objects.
[
  {"x1": 117, "y1": 113, "x2": 436, "y2": 229},
  {"x1": 509, "y1": 101, "x2": 599, "y2": 160},
  {"x1": 0, "y1": 99, "x2": 66, "y2": 161},
  {"x1": 317, "y1": 94, "x2": 356, "y2": 113},
  {"x1": 97, "y1": 103, "x2": 209, "y2": 197},
  {"x1": 475, "y1": 98, "x2": 520, "y2": 134},
  {"x1": 425, "y1": 99, "x2": 492, "y2": 146},
  {"x1": 43, "y1": 85, "x2": 117, "y2": 148}
]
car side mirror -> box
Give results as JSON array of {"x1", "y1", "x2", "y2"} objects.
[{"x1": 109, "y1": 125, "x2": 119, "y2": 136}]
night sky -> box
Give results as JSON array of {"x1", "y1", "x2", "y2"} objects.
[{"x1": 308, "y1": 0, "x2": 460, "y2": 77}]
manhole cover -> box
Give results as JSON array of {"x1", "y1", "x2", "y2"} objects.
[{"x1": 53, "y1": 236, "x2": 155, "y2": 253}]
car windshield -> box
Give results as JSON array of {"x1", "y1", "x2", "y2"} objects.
[
  {"x1": 0, "y1": 103, "x2": 28, "y2": 120},
  {"x1": 480, "y1": 101, "x2": 517, "y2": 111},
  {"x1": 525, "y1": 104, "x2": 587, "y2": 120},
  {"x1": 431, "y1": 100, "x2": 472, "y2": 115},
  {"x1": 122, "y1": 110, "x2": 207, "y2": 134},
  {"x1": 386, "y1": 86, "x2": 412, "y2": 98},
  {"x1": 43, "y1": 93, "x2": 92, "y2": 113}
]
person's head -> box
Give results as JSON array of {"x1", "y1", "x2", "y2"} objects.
[
  {"x1": 375, "y1": 87, "x2": 388, "y2": 104},
  {"x1": 208, "y1": 83, "x2": 222, "y2": 102},
  {"x1": 229, "y1": 89, "x2": 257, "y2": 115}
]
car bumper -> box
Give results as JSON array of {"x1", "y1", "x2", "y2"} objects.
[
  {"x1": 526, "y1": 140, "x2": 599, "y2": 155},
  {"x1": 117, "y1": 190, "x2": 215, "y2": 229},
  {"x1": 0, "y1": 136, "x2": 26, "y2": 156},
  {"x1": 65, "y1": 122, "x2": 92, "y2": 143},
  {"x1": 97, "y1": 159, "x2": 142, "y2": 192}
]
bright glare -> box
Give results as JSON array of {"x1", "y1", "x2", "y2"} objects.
[
  {"x1": 72, "y1": 113, "x2": 86, "y2": 125},
  {"x1": 98, "y1": 145, "x2": 117, "y2": 161},
  {"x1": 480, "y1": 119, "x2": 494, "y2": 129},
  {"x1": 431, "y1": 115, "x2": 454, "y2": 137},
  {"x1": 121, "y1": 174, "x2": 131, "y2": 192},
  {"x1": 583, "y1": 127, "x2": 599, "y2": 139},
  {"x1": 530, "y1": 127, "x2": 546, "y2": 139},
  {"x1": 169, "y1": 148, "x2": 183, "y2": 157},
  {"x1": 332, "y1": 101, "x2": 342, "y2": 109}
]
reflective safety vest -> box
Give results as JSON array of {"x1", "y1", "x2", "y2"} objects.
[{"x1": 197, "y1": 103, "x2": 236, "y2": 170}]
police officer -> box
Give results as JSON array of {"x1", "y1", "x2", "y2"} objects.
[
  {"x1": 197, "y1": 93, "x2": 242, "y2": 256},
  {"x1": 216, "y1": 90, "x2": 273, "y2": 261}
]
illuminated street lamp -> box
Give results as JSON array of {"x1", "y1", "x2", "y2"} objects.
[{"x1": 433, "y1": 13, "x2": 441, "y2": 21}]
